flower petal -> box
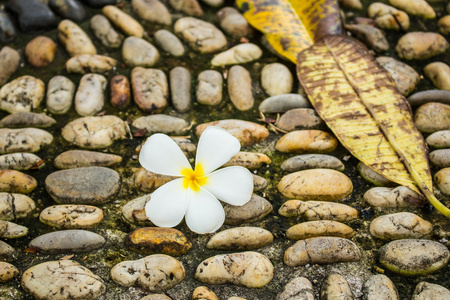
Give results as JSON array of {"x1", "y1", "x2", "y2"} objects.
[
  {"x1": 203, "y1": 166, "x2": 254, "y2": 206},
  {"x1": 145, "y1": 178, "x2": 187, "y2": 227},
  {"x1": 139, "y1": 133, "x2": 192, "y2": 176},
  {"x1": 195, "y1": 126, "x2": 241, "y2": 174},
  {"x1": 185, "y1": 187, "x2": 225, "y2": 234}
]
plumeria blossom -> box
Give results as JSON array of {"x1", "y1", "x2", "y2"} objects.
[{"x1": 139, "y1": 126, "x2": 254, "y2": 234}]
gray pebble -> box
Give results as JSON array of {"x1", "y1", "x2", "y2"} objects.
[
  {"x1": 122, "y1": 36, "x2": 159, "y2": 68},
  {"x1": 369, "y1": 212, "x2": 432, "y2": 240},
  {"x1": 132, "y1": 0, "x2": 172, "y2": 25},
  {"x1": 281, "y1": 154, "x2": 344, "y2": 172},
  {"x1": 40, "y1": 205, "x2": 104, "y2": 229},
  {"x1": 279, "y1": 200, "x2": 359, "y2": 222},
  {"x1": 196, "y1": 70, "x2": 223, "y2": 106},
  {"x1": 0, "y1": 153, "x2": 45, "y2": 170},
  {"x1": 377, "y1": 56, "x2": 420, "y2": 96},
  {"x1": 430, "y1": 149, "x2": 450, "y2": 168},
  {"x1": 0, "y1": 46, "x2": 20, "y2": 86},
  {"x1": 408, "y1": 90, "x2": 450, "y2": 107},
  {"x1": 363, "y1": 274, "x2": 399, "y2": 300},
  {"x1": 0, "y1": 193, "x2": 35, "y2": 221},
  {"x1": 276, "y1": 277, "x2": 314, "y2": 300},
  {"x1": 0, "y1": 112, "x2": 56, "y2": 128},
  {"x1": 358, "y1": 161, "x2": 395, "y2": 186},
  {"x1": 320, "y1": 273, "x2": 354, "y2": 300},
  {"x1": 74, "y1": 73, "x2": 107, "y2": 116},
  {"x1": 0, "y1": 240, "x2": 15, "y2": 260},
  {"x1": 131, "y1": 67, "x2": 168, "y2": 113},
  {"x1": 224, "y1": 194, "x2": 273, "y2": 225},
  {"x1": 261, "y1": 63, "x2": 293, "y2": 96},
  {"x1": 132, "y1": 114, "x2": 190, "y2": 135},
  {"x1": 54, "y1": 150, "x2": 122, "y2": 169},
  {"x1": 90, "y1": 14, "x2": 124, "y2": 48},
  {"x1": 46, "y1": 75, "x2": 75, "y2": 114},
  {"x1": 426, "y1": 130, "x2": 450, "y2": 148},
  {"x1": 0, "y1": 76, "x2": 45, "y2": 114},
  {"x1": 415, "y1": 102, "x2": 450, "y2": 133},
  {"x1": 228, "y1": 65, "x2": 254, "y2": 111},
  {"x1": 154, "y1": 29, "x2": 185, "y2": 57},
  {"x1": 412, "y1": 282, "x2": 450, "y2": 300},
  {"x1": 216, "y1": 7, "x2": 253, "y2": 38},
  {"x1": 252, "y1": 174, "x2": 268, "y2": 191},
  {"x1": 259, "y1": 94, "x2": 312, "y2": 113},
  {"x1": 276, "y1": 108, "x2": 324, "y2": 131},
  {"x1": 345, "y1": 23, "x2": 389, "y2": 52},
  {"x1": 363, "y1": 186, "x2": 425, "y2": 208},
  {"x1": 170, "y1": 67, "x2": 191, "y2": 112},
  {"x1": 0, "y1": 128, "x2": 53, "y2": 154},
  {"x1": 0, "y1": 220, "x2": 28, "y2": 238}
]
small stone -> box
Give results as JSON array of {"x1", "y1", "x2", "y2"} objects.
[
  {"x1": 28, "y1": 230, "x2": 105, "y2": 254},
  {"x1": 192, "y1": 286, "x2": 219, "y2": 300},
  {"x1": 154, "y1": 30, "x2": 185, "y2": 56},
  {"x1": 58, "y1": 19, "x2": 96, "y2": 56},
  {"x1": 170, "y1": 67, "x2": 191, "y2": 112},
  {"x1": 395, "y1": 32, "x2": 448, "y2": 60},
  {"x1": 211, "y1": 43, "x2": 262, "y2": 66},
  {"x1": 0, "y1": 128, "x2": 52, "y2": 154},
  {"x1": 196, "y1": 70, "x2": 223, "y2": 105},
  {"x1": 320, "y1": 273, "x2": 354, "y2": 300},
  {"x1": 25, "y1": 36, "x2": 57, "y2": 67},
  {"x1": 49, "y1": 0, "x2": 87, "y2": 22},
  {"x1": 412, "y1": 282, "x2": 450, "y2": 300},
  {"x1": 74, "y1": 73, "x2": 107, "y2": 116},
  {"x1": 45, "y1": 167, "x2": 121, "y2": 205},
  {"x1": 369, "y1": 212, "x2": 432, "y2": 240},
  {"x1": 0, "y1": 112, "x2": 56, "y2": 128},
  {"x1": 368, "y1": 3, "x2": 409, "y2": 31},
  {"x1": 284, "y1": 237, "x2": 361, "y2": 266},
  {"x1": 66, "y1": 54, "x2": 117, "y2": 74},
  {"x1": 40, "y1": 205, "x2": 104, "y2": 229},
  {"x1": 141, "y1": 295, "x2": 172, "y2": 300},
  {"x1": 408, "y1": 90, "x2": 450, "y2": 107},
  {"x1": 200, "y1": 0, "x2": 223, "y2": 7},
  {"x1": 54, "y1": 150, "x2": 122, "y2": 169},
  {"x1": 345, "y1": 24, "x2": 389, "y2": 52},
  {"x1": 122, "y1": 36, "x2": 159, "y2": 67},
  {"x1": 339, "y1": 0, "x2": 362, "y2": 10},
  {"x1": 134, "y1": 168, "x2": 177, "y2": 193},
  {"x1": 132, "y1": 0, "x2": 172, "y2": 25},
  {"x1": 216, "y1": 7, "x2": 253, "y2": 38},
  {"x1": 357, "y1": 161, "x2": 395, "y2": 186},
  {"x1": 0, "y1": 47, "x2": 20, "y2": 86},
  {"x1": 121, "y1": 194, "x2": 152, "y2": 226},
  {"x1": 131, "y1": 67, "x2": 168, "y2": 113},
  {"x1": 224, "y1": 194, "x2": 273, "y2": 225},
  {"x1": 276, "y1": 277, "x2": 314, "y2": 300},
  {"x1": 196, "y1": 120, "x2": 269, "y2": 147},
  {"x1": 125, "y1": 227, "x2": 191, "y2": 256},
  {"x1": 388, "y1": 0, "x2": 435, "y2": 19},
  {"x1": 0, "y1": 153, "x2": 44, "y2": 170},
  {"x1": 252, "y1": 174, "x2": 268, "y2": 192},
  {"x1": 111, "y1": 254, "x2": 185, "y2": 292},
  {"x1": 110, "y1": 75, "x2": 130, "y2": 109},
  {"x1": 259, "y1": 94, "x2": 312, "y2": 113},
  {"x1": 424, "y1": 62, "x2": 450, "y2": 91},
  {"x1": 279, "y1": 200, "x2": 359, "y2": 222},
  {"x1": 0, "y1": 220, "x2": 28, "y2": 238},
  {"x1": 102, "y1": 5, "x2": 144, "y2": 37},
  {"x1": 0, "y1": 240, "x2": 15, "y2": 260},
  {"x1": 261, "y1": 64, "x2": 293, "y2": 97},
  {"x1": 169, "y1": 0, "x2": 203, "y2": 17},
  {"x1": 276, "y1": 130, "x2": 338, "y2": 154},
  {"x1": 430, "y1": 149, "x2": 450, "y2": 168},
  {"x1": 281, "y1": 154, "x2": 344, "y2": 172},
  {"x1": 363, "y1": 186, "x2": 425, "y2": 207},
  {"x1": 377, "y1": 56, "x2": 419, "y2": 96},
  {"x1": 426, "y1": 130, "x2": 450, "y2": 148},
  {"x1": 132, "y1": 115, "x2": 190, "y2": 136},
  {"x1": 363, "y1": 274, "x2": 399, "y2": 300},
  {"x1": 46, "y1": 75, "x2": 75, "y2": 114},
  {"x1": 0, "y1": 193, "x2": 35, "y2": 221},
  {"x1": 6, "y1": 0, "x2": 57, "y2": 31},
  {"x1": 84, "y1": 0, "x2": 118, "y2": 7},
  {"x1": 276, "y1": 108, "x2": 324, "y2": 131},
  {"x1": 415, "y1": 102, "x2": 450, "y2": 133},
  {"x1": 0, "y1": 76, "x2": 45, "y2": 113},
  {"x1": 206, "y1": 227, "x2": 273, "y2": 250},
  {"x1": 228, "y1": 65, "x2": 254, "y2": 111},
  {"x1": 0, "y1": 12, "x2": 16, "y2": 44},
  {"x1": 223, "y1": 152, "x2": 271, "y2": 169},
  {"x1": 0, "y1": 262, "x2": 18, "y2": 282},
  {"x1": 0, "y1": 170, "x2": 37, "y2": 194},
  {"x1": 21, "y1": 260, "x2": 106, "y2": 300},
  {"x1": 286, "y1": 220, "x2": 354, "y2": 240},
  {"x1": 90, "y1": 14, "x2": 124, "y2": 48},
  {"x1": 195, "y1": 252, "x2": 273, "y2": 288},
  {"x1": 438, "y1": 15, "x2": 450, "y2": 35},
  {"x1": 174, "y1": 17, "x2": 227, "y2": 53},
  {"x1": 379, "y1": 239, "x2": 449, "y2": 276},
  {"x1": 61, "y1": 115, "x2": 129, "y2": 148},
  {"x1": 434, "y1": 167, "x2": 450, "y2": 195}
]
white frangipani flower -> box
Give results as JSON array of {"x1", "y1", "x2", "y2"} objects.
[{"x1": 139, "y1": 126, "x2": 254, "y2": 234}]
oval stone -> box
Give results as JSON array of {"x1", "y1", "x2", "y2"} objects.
[
  {"x1": 134, "y1": 168, "x2": 177, "y2": 193},
  {"x1": 279, "y1": 200, "x2": 359, "y2": 222},
  {"x1": 133, "y1": 115, "x2": 189, "y2": 136},
  {"x1": 121, "y1": 194, "x2": 152, "y2": 226},
  {"x1": 281, "y1": 154, "x2": 344, "y2": 172},
  {"x1": 211, "y1": 43, "x2": 262, "y2": 66},
  {"x1": 277, "y1": 277, "x2": 314, "y2": 300},
  {"x1": 380, "y1": 239, "x2": 450, "y2": 276},
  {"x1": 25, "y1": 36, "x2": 57, "y2": 68},
  {"x1": 320, "y1": 273, "x2": 354, "y2": 300},
  {"x1": 154, "y1": 29, "x2": 185, "y2": 57},
  {"x1": 195, "y1": 252, "x2": 273, "y2": 288},
  {"x1": 28, "y1": 230, "x2": 105, "y2": 254},
  {"x1": 363, "y1": 274, "x2": 399, "y2": 300},
  {"x1": 363, "y1": 186, "x2": 425, "y2": 207},
  {"x1": 357, "y1": 161, "x2": 395, "y2": 186},
  {"x1": 284, "y1": 237, "x2": 361, "y2": 266},
  {"x1": 0, "y1": 240, "x2": 15, "y2": 260},
  {"x1": 286, "y1": 220, "x2": 354, "y2": 240},
  {"x1": 54, "y1": 150, "x2": 122, "y2": 169},
  {"x1": 261, "y1": 63, "x2": 293, "y2": 96},
  {"x1": 110, "y1": 74, "x2": 130, "y2": 109},
  {"x1": 58, "y1": 19, "x2": 96, "y2": 56},
  {"x1": 224, "y1": 194, "x2": 273, "y2": 225},
  {"x1": 45, "y1": 167, "x2": 121, "y2": 205},
  {"x1": 429, "y1": 149, "x2": 450, "y2": 168},
  {"x1": 278, "y1": 169, "x2": 353, "y2": 201},
  {"x1": 111, "y1": 254, "x2": 185, "y2": 292},
  {"x1": 275, "y1": 130, "x2": 338, "y2": 154},
  {"x1": 0, "y1": 220, "x2": 28, "y2": 238},
  {"x1": 412, "y1": 282, "x2": 450, "y2": 299},
  {"x1": 0, "y1": 76, "x2": 45, "y2": 114},
  {"x1": 192, "y1": 286, "x2": 219, "y2": 300},
  {"x1": 0, "y1": 170, "x2": 37, "y2": 194},
  {"x1": 125, "y1": 227, "x2": 191, "y2": 256},
  {"x1": 0, "y1": 112, "x2": 56, "y2": 129},
  {"x1": 132, "y1": 0, "x2": 172, "y2": 25},
  {"x1": 369, "y1": 212, "x2": 432, "y2": 240},
  {"x1": 131, "y1": 67, "x2": 168, "y2": 113},
  {"x1": 223, "y1": 152, "x2": 271, "y2": 169},
  {"x1": 216, "y1": 7, "x2": 253, "y2": 38},
  {"x1": 0, "y1": 128, "x2": 53, "y2": 154},
  {"x1": 102, "y1": 5, "x2": 144, "y2": 37},
  {"x1": 276, "y1": 108, "x2": 324, "y2": 131},
  {"x1": 368, "y1": 2, "x2": 409, "y2": 31},
  {"x1": 376, "y1": 56, "x2": 419, "y2": 96},
  {"x1": 0, "y1": 262, "x2": 18, "y2": 282},
  {"x1": 21, "y1": 260, "x2": 106, "y2": 300},
  {"x1": 395, "y1": 32, "x2": 448, "y2": 60},
  {"x1": 170, "y1": 67, "x2": 191, "y2": 112},
  {"x1": 66, "y1": 54, "x2": 117, "y2": 74},
  {"x1": 259, "y1": 94, "x2": 312, "y2": 113},
  {"x1": 252, "y1": 174, "x2": 268, "y2": 192},
  {"x1": 389, "y1": 0, "x2": 435, "y2": 18},
  {"x1": 89, "y1": 14, "x2": 124, "y2": 48},
  {"x1": 426, "y1": 130, "x2": 450, "y2": 148},
  {"x1": 0, "y1": 153, "x2": 45, "y2": 170},
  {"x1": 196, "y1": 70, "x2": 223, "y2": 105},
  {"x1": 424, "y1": 62, "x2": 450, "y2": 91},
  {"x1": 74, "y1": 73, "x2": 107, "y2": 116},
  {"x1": 206, "y1": 227, "x2": 273, "y2": 250},
  {"x1": 345, "y1": 23, "x2": 389, "y2": 52},
  {"x1": 0, "y1": 193, "x2": 35, "y2": 221},
  {"x1": 46, "y1": 75, "x2": 75, "y2": 115},
  {"x1": 122, "y1": 36, "x2": 159, "y2": 68},
  {"x1": 228, "y1": 65, "x2": 254, "y2": 111},
  {"x1": 434, "y1": 167, "x2": 450, "y2": 195},
  {"x1": 0, "y1": 46, "x2": 20, "y2": 86},
  {"x1": 40, "y1": 205, "x2": 104, "y2": 229}
]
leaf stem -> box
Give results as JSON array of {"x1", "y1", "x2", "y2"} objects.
[{"x1": 422, "y1": 188, "x2": 450, "y2": 218}]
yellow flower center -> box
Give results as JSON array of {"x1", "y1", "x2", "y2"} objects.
[{"x1": 181, "y1": 163, "x2": 207, "y2": 192}]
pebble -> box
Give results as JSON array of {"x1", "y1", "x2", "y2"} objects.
[
  {"x1": 125, "y1": 227, "x2": 191, "y2": 256},
  {"x1": 277, "y1": 277, "x2": 314, "y2": 300},
  {"x1": 0, "y1": 47, "x2": 20, "y2": 86},
  {"x1": 379, "y1": 239, "x2": 449, "y2": 275},
  {"x1": 122, "y1": 36, "x2": 159, "y2": 67},
  {"x1": 169, "y1": 0, "x2": 203, "y2": 17},
  {"x1": 196, "y1": 120, "x2": 269, "y2": 147},
  {"x1": 415, "y1": 102, "x2": 450, "y2": 133},
  {"x1": 276, "y1": 108, "x2": 324, "y2": 131},
  {"x1": 363, "y1": 274, "x2": 399, "y2": 300},
  {"x1": 252, "y1": 174, "x2": 268, "y2": 192},
  {"x1": 408, "y1": 90, "x2": 450, "y2": 107},
  {"x1": 388, "y1": 0, "x2": 435, "y2": 19},
  {"x1": 25, "y1": 36, "x2": 57, "y2": 67},
  {"x1": 131, "y1": 67, "x2": 168, "y2": 113},
  {"x1": 0, "y1": 112, "x2": 56, "y2": 129},
  {"x1": 0, "y1": 170, "x2": 37, "y2": 194},
  {"x1": 21, "y1": 260, "x2": 106, "y2": 299},
  {"x1": 212, "y1": 43, "x2": 262, "y2": 66},
  {"x1": 0, "y1": 193, "x2": 35, "y2": 221},
  {"x1": 134, "y1": 168, "x2": 177, "y2": 192},
  {"x1": 286, "y1": 220, "x2": 354, "y2": 240},
  {"x1": 223, "y1": 151, "x2": 271, "y2": 169},
  {"x1": 45, "y1": 166, "x2": 121, "y2": 205},
  {"x1": 0, "y1": 12, "x2": 16, "y2": 43},
  {"x1": 58, "y1": 19, "x2": 97, "y2": 56},
  {"x1": 430, "y1": 149, "x2": 450, "y2": 168},
  {"x1": 370, "y1": 212, "x2": 432, "y2": 240},
  {"x1": 195, "y1": 252, "x2": 273, "y2": 288},
  {"x1": 279, "y1": 200, "x2": 359, "y2": 222},
  {"x1": 6, "y1": 0, "x2": 57, "y2": 31},
  {"x1": 170, "y1": 67, "x2": 191, "y2": 112},
  {"x1": 192, "y1": 286, "x2": 219, "y2": 300},
  {"x1": 395, "y1": 32, "x2": 448, "y2": 60},
  {"x1": 368, "y1": 2, "x2": 409, "y2": 31},
  {"x1": 84, "y1": 0, "x2": 118, "y2": 7},
  {"x1": 54, "y1": 150, "x2": 122, "y2": 169},
  {"x1": 339, "y1": 0, "x2": 362, "y2": 10},
  {"x1": 132, "y1": 0, "x2": 172, "y2": 25},
  {"x1": 259, "y1": 94, "x2": 312, "y2": 113},
  {"x1": 276, "y1": 130, "x2": 338, "y2": 154},
  {"x1": 40, "y1": 205, "x2": 104, "y2": 229},
  {"x1": 424, "y1": 62, "x2": 450, "y2": 91},
  {"x1": 28, "y1": 229, "x2": 105, "y2": 254},
  {"x1": 434, "y1": 167, "x2": 450, "y2": 195},
  {"x1": 438, "y1": 15, "x2": 450, "y2": 35},
  {"x1": 223, "y1": 194, "x2": 273, "y2": 225},
  {"x1": 357, "y1": 161, "x2": 395, "y2": 186},
  {"x1": 174, "y1": 17, "x2": 227, "y2": 53},
  {"x1": 426, "y1": 130, "x2": 450, "y2": 148},
  {"x1": 201, "y1": 0, "x2": 224, "y2": 6},
  {"x1": 61, "y1": 115, "x2": 129, "y2": 148},
  {"x1": 133, "y1": 115, "x2": 189, "y2": 136},
  {"x1": 154, "y1": 29, "x2": 185, "y2": 56},
  {"x1": 74, "y1": 73, "x2": 107, "y2": 116},
  {"x1": 0, "y1": 240, "x2": 15, "y2": 260},
  {"x1": 110, "y1": 75, "x2": 130, "y2": 109},
  {"x1": 363, "y1": 186, "x2": 425, "y2": 208},
  {"x1": 141, "y1": 295, "x2": 172, "y2": 300},
  {"x1": 0, "y1": 75, "x2": 45, "y2": 113},
  {"x1": 281, "y1": 154, "x2": 344, "y2": 172},
  {"x1": 196, "y1": 70, "x2": 223, "y2": 105},
  {"x1": 0, "y1": 220, "x2": 28, "y2": 238},
  {"x1": 46, "y1": 75, "x2": 75, "y2": 114},
  {"x1": 111, "y1": 254, "x2": 185, "y2": 292},
  {"x1": 0, "y1": 128, "x2": 52, "y2": 154},
  {"x1": 376, "y1": 56, "x2": 419, "y2": 96},
  {"x1": 102, "y1": 5, "x2": 144, "y2": 37},
  {"x1": 0, "y1": 153, "x2": 44, "y2": 171},
  {"x1": 90, "y1": 14, "x2": 124, "y2": 48},
  {"x1": 228, "y1": 65, "x2": 254, "y2": 111},
  {"x1": 260, "y1": 63, "x2": 293, "y2": 96},
  {"x1": 345, "y1": 24, "x2": 389, "y2": 52},
  {"x1": 121, "y1": 194, "x2": 152, "y2": 225},
  {"x1": 49, "y1": 0, "x2": 87, "y2": 22},
  {"x1": 66, "y1": 54, "x2": 117, "y2": 74},
  {"x1": 278, "y1": 169, "x2": 353, "y2": 201},
  {"x1": 284, "y1": 237, "x2": 361, "y2": 266},
  {"x1": 320, "y1": 273, "x2": 354, "y2": 300},
  {"x1": 206, "y1": 227, "x2": 273, "y2": 250},
  {"x1": 0, "y1": 262, "x2": 18, "y2": 282},
  {"x1": 216, "y1": 7, "x2": 253, "y2": 38},
  {"x1": 412, "y1": 282, "x2": 450, "y2": 299}
]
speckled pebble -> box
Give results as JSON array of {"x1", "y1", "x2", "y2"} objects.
[
  {"x1": 412, "y1": 282, "x2": 450, "y2": 299},
  {"x1": 286, "y1": 220, "x2": 354, "y2": 240},
  {"x1": 363, "y1": 274, "x2": 399, "y2": 300},
  {"x1": 0, "y1": 262, "x2": 18, "y2": 282},
  {"x1": 206, "y1": 227, "x2": 273, "y2": 250},
  {"x1": 0, "y1": 76, "x2": 45, "y2": 114},
  {"x1": 196, "y1": 70, "x2": 223, "y2": 106},
  {"x1": 0, "y1": 240, "x2": 16, "y2": 260},
  {"x1": 46, "y1": 75, "x2": 75, "y2": 115},
  {"x1": 415, "y1": 102, "x2": 450, "y2": 133},
  {"x1": 281, "y1": 154, "x2": 344, "y2": 172},
  {"x1": 396, "y1": 32, "x2": 448, "y2": 60},
  {"x1": 363, "y1": 186, "x2": 425, "y2": 207},
  {"x1": 424, "y1": 62, "x2": 450, "y2": 91},
  {"x1": 0, "y1": 153, "x2": 45, "y2": 170},
  {"x1": 357, "y1": 161, "x2": 395, "y2": 187},
  {"x1": 426, "y1": 130, "x2": 450, "y2": 148},
  {"x1": 66, "y1": 54, "x2": 117, "y2": 74},
  {"x1": 279, "y1": 200, "x2": 359, "y2": 222},
  {"x1": 0, "y1": 128, "x2": 53, "y2": 154},
  {"x1": 122, "y1": 36, "x2": 159, "y2": 68},
  {"x1": 102, "y1": 5, "x2": 144, "y2": 37},
  {"x1": 131, "y1": 67, "x2": 168, "y2": 113},
  {"x1": 434, "y1": 167, "x2": 450, "y2": 195},
  {"x1": 134, "y1": 168, "x2": 177, "y2": 193},
  {"x1": 132, "y1": 0, "x2": 172, "y2": 25},
  {"x1": 0, "y1": 220, "x2": 27, "y2": 238},
  {"x1": 58, "y1": 19, "x2": 96, "y2": 56},
  {"x1": 39, "y1": 205, "x2": 104, "y2": 229},
  {"x1": 0, "y1": 170, "x2": 37, "y2": 194},
  {"x1": 276, "y1": 277, "x2": 314, "y2": 300},
  {"x1": 122, "y1": 194, "x2": 152, "y2": 226},
  {"x1": 376, "y1": 56, "x2": 419, "y2": 96},
  {"x1": 429, "y1": 149, "x2": 450, "y2": 168},
  {"x1": 252, "y1": 174, "x2": 268, "y2": 191},
  {"x1": 228, "y1": 65, "x2": 254, "y2": 111},
  {"x1": 54, "y1": 150, "x2": 122, "y2": 169},
  {"x1": 276, "y1": 130, "x2": 338, "y2": 154},
  {"x1": 89, "y1": 14, "x2": 124, "y2": 48},
  {"x1": 169, "y1": 0, "x2": 203, "y2": 17},
  {"x1": 224, "y1": 194, "x2": 273, "y2": 226},
  {"x1": 74, "y1": 73, "x2": 107, "y2": 116},
  {"x1": 0, "y1": 112, "x2": 56, "y2": 129},
  {"x1": 223, "y1": 151, "x2": 271, "y2": 169},
  {"x1": 0, "y1": 193, "x2": 35, "y2": 221},
  {"x1": 0, "y1": 46, "x2": 20, "y2": 86},
  {"x1": 320, "y1": 273, "x2": 354, "y2": 300},
  {"x1": 132, "y1": 115, "x2": 190, "y2": 136},
  {"x1": 369, "y1": 212, "x2": 432, "y2": 240},
  {"x1": 276, "y1": 108, "x2": 324, "y2": 131},
  {"x1": 368, "y1": 2, "x2": 409, "y2": 31},
  {"x1": 259, "y1": 94, "x2": 311, "y2": 113},
  {"x1": 192, "y1": 286, "x2": 219, "y2": 300},
  {"x1": 345, "y1": 23, "x2": 389, "y2": 52}
]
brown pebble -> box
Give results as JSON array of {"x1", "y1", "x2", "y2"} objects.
[
  {"x1": 25, "y1": 36, "x2": 57, "y2": 67},
  {"x1": 110, "y1": 75, "x2": 130, "y2": 109}
]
